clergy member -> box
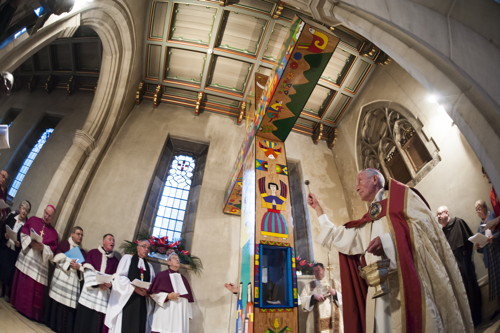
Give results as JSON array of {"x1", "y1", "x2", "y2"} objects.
[
  {"x1": 148, "y1": 252, "x2": 195, "y2": 333},
  {"x1": 308, "y1": 168, "x2": 473, "y2": 332},
  {"x1": 10, "y1": 204, "x2": 58, "y2": 321},
  {"x1": 105, "y1": 239, "x2": 155, "y2": 333},
  {"x1": 0, "y1": 200, "x2": 31, "y2": 300},
  {"x1": 300, "y1": 263, "x2": 342, "y2": 333},
  {"x1": 436, "y1": 206, "x2": 482, "y2": 326},
  {"x1": 74, "y1": 233, "x2": 119, "y2": 333},
  {"x1": 45, "y1": 226, "x2": 86, "y2": 332}
]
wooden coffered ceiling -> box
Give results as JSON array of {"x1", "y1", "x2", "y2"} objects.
[
  {"x1": 9, "y1": 0, "x2": 392, "y2": 144},
  {"x1": 140, "y1": 0, "x2": 389, "y2": 142}
]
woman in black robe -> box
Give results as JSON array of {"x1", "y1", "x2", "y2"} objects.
[{"x1": 0, "y1": 200, "x2": 31, "y2": 300}]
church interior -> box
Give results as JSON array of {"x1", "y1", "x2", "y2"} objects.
[{"x1": 1, "y1": 0, "x2": 499, "y2": 331}]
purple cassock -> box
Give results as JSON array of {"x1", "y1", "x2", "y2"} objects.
[
  {"x1": 10, "y1": 216, "x2": 59, "y2": 321},
  {"x1": 148, "y1": 269, "x2": 194, "y2": 302}
]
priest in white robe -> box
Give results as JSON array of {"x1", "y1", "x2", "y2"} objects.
[
  {"x1": 308, "y1": 168, "x2": 473, "y2": 333},
  {"x1": 300, "y1": 262, "x2": 342, "y2": 333},
  {"x1": 148, "y1": 252, "x2": 194, "y2": 333},
  {"x1": 105, "y1": 239, "x2": 155, "y2": 333}
]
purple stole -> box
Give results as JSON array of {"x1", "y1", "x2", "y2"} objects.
[
  {"x1": 85, "y1": 248, "x2": 118, "y2": 274},
  {"x1": 339, "y1": 179, "x2": 423, "y2": 333}
]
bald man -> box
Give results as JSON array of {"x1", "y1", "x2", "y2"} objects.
[{"x1": 10, "y1": 204, "x2": 59, "y2": 321}]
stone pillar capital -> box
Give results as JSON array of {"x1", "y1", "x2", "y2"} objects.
[{"x1": 73, "y1": 129, "x2": 96, "y2": 156}]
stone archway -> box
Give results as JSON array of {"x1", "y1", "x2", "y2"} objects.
[
  {"x1": 286, "y1": 0, "x2": 500, "y2": 192},
  {"x1": 0, "y1": 0, "x2": 141, "y2": 235}
]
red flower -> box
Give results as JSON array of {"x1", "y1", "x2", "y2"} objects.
[
  {"x1": 158, "y1": 238, "x2": 166, "y2": 245},
  {"x1": 308, "y1": 263, "x2": 313, "y2": 267},
  {"x1": 181, "y1": 250, "x2": 190, "y2": 255},
  {"x1": 299, "y1": 259, "x2": 307, "y2": 266}
]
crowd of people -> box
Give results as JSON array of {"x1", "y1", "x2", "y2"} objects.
[
  {"x1": 306, "y1": 168, "x2": 500, "y2": 332},
  {"x1": 0, "y1": 170, "x2": 195, "y2": 333},
  {"x1": 1, "y1": 163, "x2": 500, "y2": 332}
]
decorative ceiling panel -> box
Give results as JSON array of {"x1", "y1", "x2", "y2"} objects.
[
  {"x1": 146, "y1": 44, "x2": 162, "y2": 79},
  {"x1": 74, "y1": 41, "x2": 100, "y2": 71},
  {"x1": 257, "y1": 66, "x2": 273, "y2": 77},
  {"x1": 263, "y1": 22, "x2": 289, "y2": 62},
  {"x1": 217, "y1": 11, "x2": 267, "y2": 55},
  {"x1": 302, "y1": 85, "x2": 334, "y2": 117},
  {"x1": 149, "y1": 1, "x2": 169, "y2": 40},
  {"x1": 209, "y1": 56, "x2": 251, "y2": 93},
  {"x1": 170, "y1": 3, "x2": 216, "y2": 45},
  {"x1": 52, "y1": 44, "x2": 72, "y2": 71},
  {"x1": 343, "y1": 59, "x2": 371, "y2": 93},
  {"x1": 232, "y1": 0, "x2": 275, "y2": 13},
  {"x1": 204, "y1": 94, "x2": 240, "y2": 116},
  {"x1": 325, "y1": 94, "x2": 351, "y2": 123},
  {"x1": 321, "y1": 46, "x2": 354, "y2": 85},
  {"x1": 165, "y1": 48, "x2": 206, "y2": 83},
  {"x1": 35, "y1": 47, "x2": 50, "y2": 71}
]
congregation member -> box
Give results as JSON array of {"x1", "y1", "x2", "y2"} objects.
[
  {"x1": 436, "y1": 205, "x2": 482, "y2": 326},
  {"x1": 307, "y1": 168, "x2": 472, "y2": 332},
  {"x1": 0, "y1": 200, "x2": 31, "y2": 300},
  {"x1": 45, "y1": 226, "x2": 85, "y2": 333},
  {"x1": 105, "y1": 239, "x2": 155, "y2": 333},
  {"x1": 299, "y1": 262, "x2": 342, "y2": 333},
  {"x1": 474, "y1": 200, "x2": 500, "y2": 304},
  {"x1": 74, "y1": 233, "x2": 119, "y2": 333},
  {"x1": 0, "y1": 169, "x2": 10, "y2": 220},
  {"x1": 148, "y1": 252, "x2": 195, "y2": 333},
  {"x1": 10, "y1": 204, "x2": 58, "y2": 321}
]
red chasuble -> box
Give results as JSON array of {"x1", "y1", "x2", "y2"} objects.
[{"x1": 339, "y1": 179, "x2": 423, "y2": 333}]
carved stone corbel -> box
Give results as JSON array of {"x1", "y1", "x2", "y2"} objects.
[
  {"x1": 237, "y1": 101, "x2": 246, "y2": 125},
  {"x1": 44, "y1": 75, "x2": 54, "y2": 93},
  {"x1": 195, "y1": 92, "x2": 204, "y2": 115},
  {"x1": 67, "y1": 75, "x2": 76, "y2": 95},
  {"x1": 153, "y1": 84, "x2": 162, "y2": 107},
  {"x1": 312, "y1": 122, "x2": 323, "y2": 144},
  {"x1": 326, "y1": 127, "x2": 337, "y2": 149},
  {"x1": 135, "y1": 81, "x2": 145, "y2": 104}
]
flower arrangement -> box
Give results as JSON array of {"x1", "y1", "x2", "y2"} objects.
[
  {"x1": 121, "y1": 231, "x2": 202, "y2": 274},
  {"x1": 295, "y1": 256, "x2": 315, "y2": 275}
]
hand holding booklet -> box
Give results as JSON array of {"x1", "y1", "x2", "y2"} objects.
[
  {"x1": 95, "y1": 272, "x2": 114, "y2": 284},
  {"x1": 468, "y1": 233, "x2": 489, "y2": 248},
  {"x1": 30, "y1": 228, "x2": 43, "y2": 243},
  {"x1": 5, "y1": 225, "x2": 18, "y2": 242},
  {"x1": 65, "y1": 246, "x2": 85, "y2": 263},
  {"x1": 131, "y1": 279, "x2": 151, "y2": 289}
]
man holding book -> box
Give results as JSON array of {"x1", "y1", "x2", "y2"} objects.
[
  {"x1": 10, "y1": 204, "x2": 59, "y2": 321},
  {"x1": 45, "y1": 226, "x2": 86, "y2": 332}
]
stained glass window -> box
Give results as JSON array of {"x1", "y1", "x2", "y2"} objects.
[
  {"x1": 8, "y1": 128, "x2": 54, "y2": 198},
  {"x1": 152, "y1": 154, "x2": 196, "y2": 241}
]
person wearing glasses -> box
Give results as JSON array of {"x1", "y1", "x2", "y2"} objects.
[{"x1": 105, "y1": 239, "x2": 155, "y2": 333}]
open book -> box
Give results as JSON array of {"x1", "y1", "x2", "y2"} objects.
[
  {"x1": 5, "y1": 225, "x2": 18, "y2": 242},
  {"x1": 468, "y1": 233, "x2": 489, "y2": 248},
  {"x1": 30, "y1": 228, "x2": 43, "y2": 243},
  {"x1": 95, "y1": 272, "x2": 114, "y2": 284},
  {"x1": 131, "y1": 279, "x2": 151, "y2": 289}
]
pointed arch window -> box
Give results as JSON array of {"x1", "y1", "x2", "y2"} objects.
[
  {"x1": 8, "y1": 128, "x2": 54, "y2": 199},
  {"x1": 153, "y1": 154, "x2": 196, "y2": 241},
  {"x1": 357, "y1": 103, "x2": 439, "y2": 185}
]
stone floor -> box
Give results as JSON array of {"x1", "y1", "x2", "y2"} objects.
[{"x1": 1, "y1": 297, "x2": 499, "y2": 332}]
